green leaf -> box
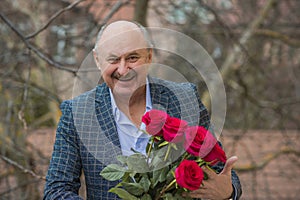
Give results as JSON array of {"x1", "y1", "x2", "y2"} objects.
[
  {"x1": 159, "y1": 166, "x2": 169, "y2": 183},
  {"x1": 150, "y1": 155, "x2": 162, "y2": 170},
  {"x1": 127, "y1": 153, "x2": 149, "y2": 172},
  {"x1": 121, "y1": 182, "x2": 144, "y2": 196},
  {"x1": 149, "y1": 147, "x2": 170, "y2": 170},
  {"x1": 141, "y1": 194, "x2": 152, "y2": 200},
  {"x1": 121, "y1": 172, "x2": 131, "y2": 182},
  {"x1": 151, "y1": 169, "x2": 160, "y2": 188},
  {"x1": 116, "y1": 155, "x2": 128, "y2": 165},
  {"x1": 100, "y1": 164, "x2": 126, "y2": 181},
  {"x1": 108, "y1": 188, "x2": 139, "y2": 200},
  {"x1": 174, "y1": 192, "x2": 192, "y2": 200},
  {"x1": 152, "y1": 166, "x2": 168, "y2": 187},
  {"x1": 139, "y1": 175, "x2": 151, "y2": 192},
  {"x1": 166, "y1": 165, "x2": 177, "y2": 182},
  {"x1": 163, "y1": 193, "x2": 174, "y2": 200},
  {"x1": 129, "y1": 171, "x2": 137, "y2": 180}
]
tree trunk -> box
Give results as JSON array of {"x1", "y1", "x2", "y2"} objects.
[{"x1": 133, "y1": 0, "x2": 149, "y2": 26}]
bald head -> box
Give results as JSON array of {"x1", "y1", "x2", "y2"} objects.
[
  {"x1": 94, "y1": 20, "x2": 152, "y2": 53},
  {"x1": 101, "y1": 21, "x2": 142, "y2": 40}
]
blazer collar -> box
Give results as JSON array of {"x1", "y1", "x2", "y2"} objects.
[
  {"x1": 94, "y1": 84, "x2": 120, "y2": 148},
  {"x1": 94, "y1": 77, "x2": 169, "y2": 106},
  {"x1": 93, "y1": 78, "x2": 171, "y2": 147},
  {"x1": 148, "y1": 76, "x2": 170, "y2": 110}
]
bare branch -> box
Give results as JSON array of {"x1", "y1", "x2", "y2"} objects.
[
  {"x1": 18, "y1": 50, "x2": 31, "y2": 131},
  {"x1": 25, "y1": 0, "x2": 85, "y2": 39},
  {"x1": 201, "y1": 0, "x2": 279, "y2": 107},
  {"x1": 0, "y1": 155, "x2": 46, "y2": 180},
  {"x1": 228, "y1": 77, "x2": 300, "y2": 109},
  {"x1": 88, "y1": 0, "x2": 131, "y2": 43},
  {"x1": 196, "y1": 0, "x2": 236, "y2": 42},
  {"x1": 0, "y1": 13, "x2": 77, "y2": 74},
  {"x1": 0, "y1": 179, "x2": 41, "y2": 196},
  {"x1": 0, "y1": 169, "x2": 14, "y2": 180},
  {"x1": 102, "y1": 0, "x2": 131, "y2": 24},
  {"x1": 255, "y1": 29, "x2": 300, "y2": 47},
  {"x1": 235, "y1": 147, "x2": 300, "y2": 172},
  {"x1": 0, "y1": 71, "x2": 62, "y2": 104}
]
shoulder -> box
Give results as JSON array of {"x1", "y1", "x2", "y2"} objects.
[
  {"x1": 60, "y1": 83, "x2": 108, "y2": 110},
  {"x1": 149, "y1": 77, "x2": 197, "y2": 92}
]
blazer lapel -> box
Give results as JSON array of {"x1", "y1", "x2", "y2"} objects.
[
  {"x1": 92, "y1": 78, "x2": 183, "y2": 157},
  {"x1": 149, "y1": 77, "x2": 181, "y2": 118},
  {"x1": 150, "y1": 83, "x2": 169, "y2": 111},
  {"x1": 94, "y1": 79, "x2": 172, "y2": 148},
  {"x1": 94, "y1": 84, "x2": 121, "y2": 148}
]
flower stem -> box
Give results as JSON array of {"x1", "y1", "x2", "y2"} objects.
[
  {"x1": 205, "y1": 164, "x2": 215, "y2": 173},
  {"x1": 146, "y1": 138, "x2": 154, "y2": 164},
  {"x1": 164, "y1": 144, "x2": 171, "y2": 161},
  {"x1": 156, "y1": 179, "x2": 176, "y2": 200},
  {"x1": 182, "y1": 152, "x2": 190, "y2": 161}
]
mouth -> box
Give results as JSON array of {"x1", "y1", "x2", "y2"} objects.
[{"x1": 112, "y1": 70, "x2": 137, "y2": 81}]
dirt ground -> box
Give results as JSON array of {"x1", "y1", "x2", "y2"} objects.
[{"x1": 1, "y1": 128, "x2": 299, "y2": 199}]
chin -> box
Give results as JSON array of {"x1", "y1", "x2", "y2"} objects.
[{"x1": 112, "y1": 85, "x2": 137, "y2": 97}]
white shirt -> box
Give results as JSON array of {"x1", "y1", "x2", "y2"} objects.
[{"x1": 109, "y1": 80, "x2": 152, "y2": 156}]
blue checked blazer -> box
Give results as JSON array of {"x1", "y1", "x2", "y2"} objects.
[{"x1": 44, "y1": 77, "x2": 242, "y2": 200}]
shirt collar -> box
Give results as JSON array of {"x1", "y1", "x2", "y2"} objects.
[{"x1": 110, "y1": 78, "x2": 152, "y2": 121}]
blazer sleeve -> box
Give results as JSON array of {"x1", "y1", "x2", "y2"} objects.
[
  {"x1": 44, "y1": 100, "x2": 83, "y2": 200},
  {"x1": 191, "y1": 84, "x2": 242, "y2": 199}
]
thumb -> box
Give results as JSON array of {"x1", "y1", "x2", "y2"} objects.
[{"x1": 220, "y1": 156, "x2": 238, "y2": 175}]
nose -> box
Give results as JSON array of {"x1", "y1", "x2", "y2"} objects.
[{"x1": 117, "y1": 58, "x2": 129, "y2": 76}]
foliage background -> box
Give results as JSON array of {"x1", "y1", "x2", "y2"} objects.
[{"x1": 0, "y1": 0, "x2": 299, "y2": 199}]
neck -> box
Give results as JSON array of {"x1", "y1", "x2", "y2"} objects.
[
  {"x1": 113, "y1": 85, "x2": 146, "y2": 107},
  {"x1": 113, "y1": 86, "x2": 147, "y2": 127}
]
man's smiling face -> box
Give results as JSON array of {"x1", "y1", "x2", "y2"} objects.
[{"x1": 93, "y1": 21, "x2": 152, "y2": 99}]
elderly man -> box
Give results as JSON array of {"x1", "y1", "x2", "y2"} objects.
[{"x1": 44, "y1": 20, "x2": 242, "y2": 199}]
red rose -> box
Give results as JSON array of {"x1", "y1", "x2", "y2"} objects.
[
  {"x1": 184, "y1": 126, "x2": 216, "y2": 157},
  {"x1": 184, "y1": 126, "x2": 226, "y2": 164},
  {"x1": 175, "y1": 160, "x2": 204, "y2": 191},
  {"x1": 142, "y1": 110, "x2": 169, "y2": 136},
  {"x1": 162, "y1": 117, "x2": 188, "y2": 143},
  {"x1": 203, "y1": 143, "x2": 227, "y2": 164}
]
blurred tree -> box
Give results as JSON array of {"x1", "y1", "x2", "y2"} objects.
[
  {"x1": 134, "y1": 0, "x2": 149, "y2": 26},
  {"x1": 0, "y1": 0, "x2": 134, "y2": 198},
  {"x1": 150, "y1": 0, "x2": 300, "y2": 130},
  {"x1": 0, "y1": 0, "x2": 299, "y2": 199}
]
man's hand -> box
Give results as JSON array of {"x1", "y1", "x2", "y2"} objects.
[{"x1": 183, "y1": 156, "x2": 238, "y2": 200}]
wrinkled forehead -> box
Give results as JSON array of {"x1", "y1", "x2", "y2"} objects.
[{"x1": 96, "y1": 28, "x2": 148, "y2": 57}]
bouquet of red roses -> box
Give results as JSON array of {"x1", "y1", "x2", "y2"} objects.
[{"x1": 100, "y1": 109, "x2": 227, "y2": 200}]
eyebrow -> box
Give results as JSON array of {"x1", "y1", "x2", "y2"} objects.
[{"x1": 106, "y1": 51, "x2": 140, "y2": 59}]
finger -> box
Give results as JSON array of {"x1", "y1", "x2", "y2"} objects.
[
  {"x1": 183, "y1": 188, "x2": 206, "y2": 198},
  {"x1": 220, "y1": 156, "x2": 238, "y2": 175},
  {"x1": 202, "y1": 165, "x2": 216, "y2": 178},
  {"x1": 201, "y1": 180, "x2": 212, "y2": 187}
]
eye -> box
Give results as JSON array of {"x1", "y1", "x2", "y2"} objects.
[
  {"x1": 106, "y1": 57, "x2": 120, "y2": 64},
  {"x1": 126, "y1": 55, "x2": 140, "y2": 63}
]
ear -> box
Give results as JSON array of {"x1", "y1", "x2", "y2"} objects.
[{"x1": 93, "y1": 49, "x2": 101, "y2": 70}]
